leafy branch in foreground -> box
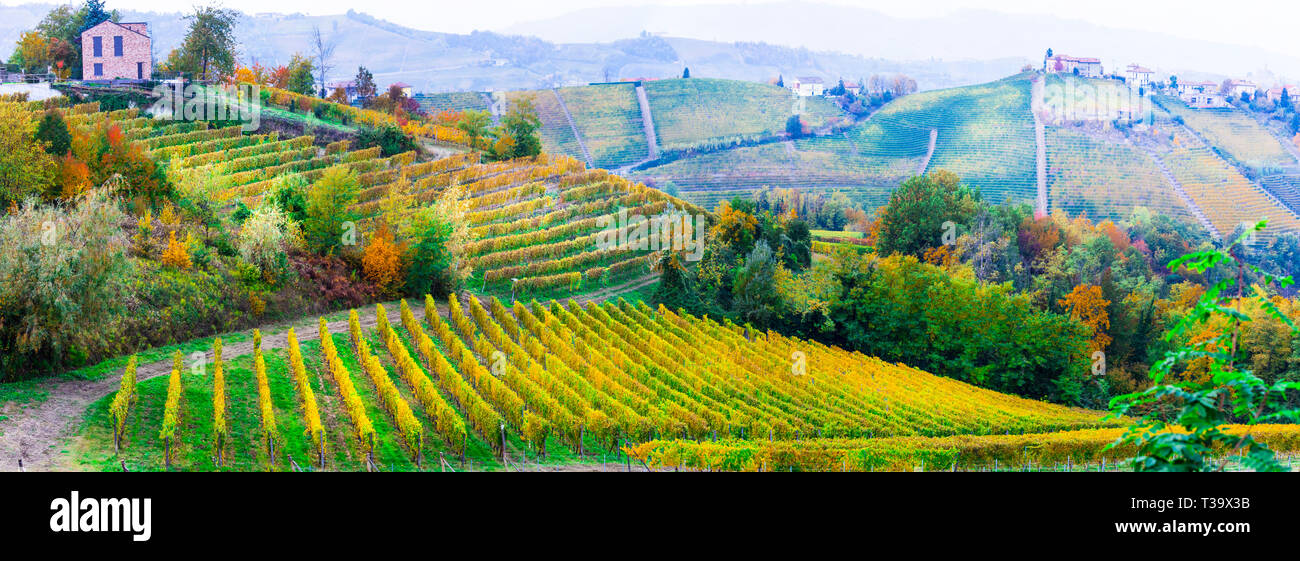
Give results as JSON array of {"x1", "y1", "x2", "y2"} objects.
[{"x1": 1108, "y1": 220, "x2": 1300, "y2": 471}]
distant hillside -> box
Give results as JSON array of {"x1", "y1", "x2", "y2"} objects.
[
  {"x1": 0, "y1": 5, "x2": 1018, "y2": 92},
  {"x1": 506, "y1": 2, "x2": 1300, "y2": 83}
]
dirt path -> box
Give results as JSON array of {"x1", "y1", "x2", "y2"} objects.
[
  {"x1": 0, "y1": 280, "x2": 659, "y2": 472},
  {"x1": 0, "y1": 301, "x2": 433, "y2": 472}
]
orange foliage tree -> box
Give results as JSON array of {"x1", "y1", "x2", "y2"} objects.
[
  {"x1": 363, "y1": 224, "x2": 405, "y2": 293},
  {"x1": 1058, "y1": 284, "x2": 1111, "y2": 353},
  {"x1": 161, "y1": 231, "x2": 192, "y2": 269}
]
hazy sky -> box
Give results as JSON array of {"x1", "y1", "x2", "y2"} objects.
[{"x1": 5, "y1": 0, "x2": 1297, "y2": 56}]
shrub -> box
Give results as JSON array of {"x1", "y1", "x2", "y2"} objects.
[
  {"x1": 0, "y1": 191, "x2": 132, "y2": 378},
  {"x1": 356, "y1": 125, "x2": 416, "y2": 157},
  {"x1": 237, "y1": 203, "x2": 302, "y2": 280}
]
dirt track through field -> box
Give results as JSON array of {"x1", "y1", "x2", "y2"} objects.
[{"x1": 0, "y1": 278, "x2": 658, "y2": 472}]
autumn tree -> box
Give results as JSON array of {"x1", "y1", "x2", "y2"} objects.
[
  {"x1": 1059, "y1": 284, "x2": 1112, "y2": 353},
  {"x1": 363, "y1": 224, "x2": 405, "y2": 293},
  {"x1": 16, "y1": 31, "x2": 51, "y2": 73},
  {"x1": 0, "y1": 104, "x2": 56, "y2": 207}
]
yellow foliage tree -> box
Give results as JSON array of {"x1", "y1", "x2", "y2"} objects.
[
  {"x1": 1058, "y1": 284, "x2": 1111, "y2": 353},
  {"x1": 161, "y1": 230, "x2": 192, "y2": 269}
]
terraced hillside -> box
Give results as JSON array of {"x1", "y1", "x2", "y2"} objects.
[
  {"x1": 557, "y1": 83, "x2": 650, "y2": 169},
  {"x1": 77, "y1": 297, "x2": 1125, "y2": 471},
  {"x1": 846, "y1": 74, "x2": 1037, "y2": 205},
  {"x1": 501, "y1": 89, "x2": 587, "y2": 164},
  {"x1": 630, "y1": 135, "x2": 920, "y2": 211},
  {"x1": 1045, "y1": 128, "x2": 1196, "y2": 223},
  {"x1": 644, "y1": 78, "x2": 843, "y2": 151},
  {"x1": 1155, "y1": 96, "x2": 1297, "y2": 168},
  {"x1": 347, "y1": 153, "x2": 708, "y2": 297},
  {"x1": 415, "y1": 92, "x2": 491, "y2": 115},
  {"x1": 1158, "y1": 132, "x2": 1300, "y2": 238},
  {"x1": 1041, "y1": 74, "x2": 1149, "y2": 123}
]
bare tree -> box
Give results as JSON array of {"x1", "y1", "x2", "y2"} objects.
[{"x1": 312, "y1": 25, "x2": 336, "y2": 97}]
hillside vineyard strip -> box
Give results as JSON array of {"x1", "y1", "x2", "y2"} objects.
[
  {"x1": 12, "y1": 99, "x2": 714, "y2": 295},
  {"x1": 99, "y1": 296, "x2": 1280, "y2": 471},
  {"x1": 1045, "y1": 127, "x2": 1197, "y2": 223}
]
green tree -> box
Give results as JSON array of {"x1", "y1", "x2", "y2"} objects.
[
  {"x1": 354, "y1": 66, "x2": 376, "y2": 99},
  {"x1": 35, "y1": 110, "x2": 71, "y2": 157},
  {"x1": 498, "y1": 96, "x2": 542, "y2": 159},
  {"x1": 1109, "y1": 221, "x2": 1300, "y2": 471},
  {"x1": 286, "y1": 53, "x2": 315, "y2": 96},
  {"x1": 166, "y1": 7, "x2": 238, "y2": 80},
  {"x1": 82, "y1": 0, "x2": 111, "y2": 29},
  {"x1": 785, "y1": 114, "x2": 804, "y2": 138},
  {"x1": 356, "y1": 124, "x2": 415, "y2": 157},
  {"x1": 682, "y1": 67, "x2": 690, "y2": 78},
  {"x1": 457, "y1": 109, "x2": 493, "y2": 150},
  {"x1": 303, "y1": 166, "x2": 359, "y2": 252},
  {"x1": 876, "y1": 170, "x2": 981, "y2": 258}
]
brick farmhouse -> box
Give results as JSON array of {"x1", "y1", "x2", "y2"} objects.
[{"x1": 81, "y1": 20, "x2": 151, "y2": 80}]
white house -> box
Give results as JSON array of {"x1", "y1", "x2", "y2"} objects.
[
  {"x1": 790, "y1": 76, "x2": 824, "y2": 97},
  {"x1": 1179, "y1": 81, "x2": 1227, "y2": 108},
  {"x1": 1046, "y1": 54, "x2": 1104, "y2": 78},
  {"x1": 1228, "y1": 80, "x2": 1258, "y2": 98},
  {"x1": 1267, "y1": 85, "x2": 1299, "y2": 105},
  {"x1": 1125, "y1": 64, "x2": 1154, "y2": 88},
  {"x1": 842, "y1": 81, "x2": 862, "y2": 95}
]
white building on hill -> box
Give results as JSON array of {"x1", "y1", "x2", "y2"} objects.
[
  {"x1": 1228, "y1": 80, "x2": 1258, "y2": 98},
  {"x1": 1046, "y1": 54, "x2": 1104, "y2": 78},
  {"x1": 1179, "y1": 80, "x2": 1227, "y2": 108},
  {"x1": 1125, "y1": 64, "x2": 1154, "y2": 88},
  {"x1": 790, "y1": 76, "x2": 824, "y2": 97}
]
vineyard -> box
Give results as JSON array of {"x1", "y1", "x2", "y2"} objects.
[
  {"x1": 1045, "y1": 127, "x2": 1197, "y2": 223},
  {"x1": 12, "y1": 97, "x2": 708, "y2": 296},
  {"x1": 847, "y1": 74, "x2": 1038, "y2": 205},
  {"x1": 558, "y1": 83, "x2": 651, "y2": 169},
  {"x1": 1155, "y1": 95, "x2": 1297, "y2": 168},
  {"x1": 1158, "y1": 132, "x2": 1300, "y2": 239},
  {"x1": 644, "y1": 78, "x2": 843, "y2": 151},
  {"x1": 78, "y1": 296, "x2": 1163, "y2": 471},
  {"x1": 346, "y1": 152, "x2": 708, "y2": 296}
]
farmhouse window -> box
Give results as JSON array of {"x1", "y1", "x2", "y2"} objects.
[
  {"x1": 114, "y1": 36, "x2": 123, "y2": 57},
  {"x1": 94, "y1": 63, "x2": 103, "y2": 76},
  {"x1": 93, "y1": 36, "x2": 102, "y2": 57}
]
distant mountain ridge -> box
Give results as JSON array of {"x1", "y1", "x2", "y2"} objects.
[
  {"x1": 1, "y1": 4, "x2": 1022, "y2": 92},
  {"x1": 506, "y1": 2, "x2": 1300, "y2": 87}
]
